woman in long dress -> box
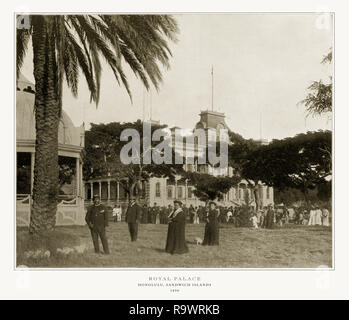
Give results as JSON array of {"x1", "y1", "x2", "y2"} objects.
[
  {"x1": 165, "y1": 200, "x2": 189, "y2": 255},
  {"x1": 202, "y1": 201, "x2": 220, "y2": 246},
  {"x1": 156, "y1": 211, "x2": 161, "y2": 224},
  {"x1": 315, "y1": 206, "x2": 323, "y2": 225},
  {"x1": 265, "y1": 205, "x2": 275, "y2": 229},
  {"x1": 308, "y1": 205, "x2": 317, "y2": 226}
]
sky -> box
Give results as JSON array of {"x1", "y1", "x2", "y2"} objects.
[{"x1": 20, "y1": 13, "x2": 333, "y2": 141}]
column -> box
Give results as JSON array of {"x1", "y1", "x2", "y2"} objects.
[
  {"x1": 30, "y1": 152, "x2": 34, "y2": 195},
  {"x1": 76, "y1": 157, "x2": 80, "y2": 197},
  {"x1": 185, "y1": 180, "x2": 188, "y2": 204},
  {"x1": 99, "y1": 182, "x2": 102, "y2": 199},
  {"x1": 80, "y1": 159, "x2": 83, "y2": 199},
  {"x1": 107, "y1": 180, "x2": 111, "y2": 200},
  {"x1": 117, "y1": 182, "x2": 120, "y2": 201},
  {"x1": 90, "y1": 182, "x2": 93, "y2": 199},
  {"x1": 175, "y1": 179, "x2": 178, "y2": 200}
]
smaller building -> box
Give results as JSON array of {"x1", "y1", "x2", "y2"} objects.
[{"x1": 16, "y1": 74, "x2": 86, "y2": 226}]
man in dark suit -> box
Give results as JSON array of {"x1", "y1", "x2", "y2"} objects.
[
  {"x1": 85, "y1": 195, "x2": 110, "y2": 254},
  {"x1": 125, "y1": 198, "x2": 142, "y2": 242}
]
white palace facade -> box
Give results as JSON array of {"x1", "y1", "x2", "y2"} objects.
[{"x1": 85, "y1": 110, "x2": 274, "y2": 210}]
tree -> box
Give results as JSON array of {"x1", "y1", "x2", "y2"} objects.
[
  {"x1": 84, "y1": 121, "x2": 183, "y2": 201},
  {"x1": 228, "y1": 131, "x2": 263, "y2": 210},
  {"x1": 300, "y1": 51, "x2": 332, "y2": 116},
  {"x1": 16, "y1": 15, "x2": 179, "y2": 234},
  {"x1": 241, "y1": 131, "x2": 332, "y2": 204},
  {"x1": 183, "y1": 171, "x2": 241, "y2": 204}
]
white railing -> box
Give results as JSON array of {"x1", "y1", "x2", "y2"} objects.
[
  {"x1": 16, "y1": 196, "x2": 86, "y2": 227},
  {"x1": 16, "y1": 195, "x2": 31, "y2": 226}
]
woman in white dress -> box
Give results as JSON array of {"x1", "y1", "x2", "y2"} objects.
[
  {"x1": 308, "y1": 205, "x2": 317, "y2": 226},
  {"x1": 315, "y1": 206, "x2": 323, "y2": 226}
]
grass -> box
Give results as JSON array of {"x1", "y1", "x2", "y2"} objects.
[{"x1": 16, "y1": 223, "x2": 332, "y2": 268}]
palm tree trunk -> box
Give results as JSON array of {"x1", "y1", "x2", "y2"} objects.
[{"x1": 29, "y1": 18, "x2": 60, "y2": 234}]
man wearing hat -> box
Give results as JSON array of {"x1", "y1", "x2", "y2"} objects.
[
  {"x1": 125, "y1": 197, "x2": 142, "y2": 242},
  {"x1": 85, "y1": 195, "x2": 110, "y2": 254},
  {"x1": 165, "y1": 200, "x2": 189, "y2": 254}
]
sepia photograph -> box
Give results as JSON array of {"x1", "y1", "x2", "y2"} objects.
[{"x1": 15, "y1": 13, "x2": 333, "y2": 269}]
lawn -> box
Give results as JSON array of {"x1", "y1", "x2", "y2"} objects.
[{"x1": 16, "y1": 223, "x2": 332, "y2": 268}]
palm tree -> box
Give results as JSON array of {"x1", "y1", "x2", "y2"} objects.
[{"x1": 16, "y1": 15, "x2": 179, "y2": 234}]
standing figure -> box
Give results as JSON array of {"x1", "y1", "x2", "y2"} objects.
[
  {"x1": 202, "y1": 201, "x2": 220, "y2": 246},
  {"x1": 147, "y1": 204, "x2": 152, "y2": 224},
  {"x1": 250, "y1": 213, "x2": 259, "y2": 229},
  {"x1": 155, "y1": 205, "x2": 161, "y2": 225},
  {"x1": 152, "y1": 203, "x2": 158, "y2": 224},
  {"x1": 112, "y1": 204, "x2": 118, "y2": 223},
  {"x1": 165, "y1": 200, "x2": 189, "y2": 254},
  {"x1": 226, "y1": 207, "x2": 233, "y2": 224},
  {"x1": 308, "y1": 205, "x2": 317, "y2": 226},
  {"x1": 159, "y1": 207, "x2": 165, "y2": 224},
  {"x1": 193, "y1": 206, "x2": 199, "y2": 224},
  {"x1": 298, "y1": 210, "x2": 304, "y2": 225},
  {"x1": 198, "y1": 206, "x2": 204, "y2": 224},
  {"x1": 189, "y1": 205, "x2": 195, "y2": 224},
  {"x1": 322, "y1": 207, "x2": 330, "y2": 227},
  {"x1": 141, "y1": 204, "x2": 149, "y2": 224},
  {"x1": 315, "y1": 205, "x2": 323, "y2": 226},
  {"x1": 125, "y1": 198, "x2": 142, "y2": 242},
  {"x1": 85, "y1": 195, "x2": 110, "y2": 254},
  {"x1": 302, "y1": 209, "x2": 309, "y2": 225},
  {"x1": 265, "y1": 204, "x2": 275, "y2": 229},
  {"x1": 256, "y1": 210, "x2": 262, "y2": 227},
  {"x1": 112, "y1": 204, "x2": 122, "y2": 223}
]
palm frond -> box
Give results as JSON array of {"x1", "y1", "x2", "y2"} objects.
[
  {"x1": 16, "y1": 25, "x2": 31, "y2": 78},
  {"x1": 64, "y1": 25, "x2": 98, "y2": 103}
]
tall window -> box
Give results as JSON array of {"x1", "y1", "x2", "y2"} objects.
[
  {"x1": 177, "y1": 186, "x2": 183, "y2": 199},
  {"x1": 167, "y1": 186, "x2": 173, "y2": 199},
  {"x1": 155, "y1": 182, "x2": 161, "y2": 197},
  {"x1": 188, "y1": 187, "x2": 193, "y2": 199}
]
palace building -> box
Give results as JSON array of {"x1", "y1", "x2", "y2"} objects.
[
  {"x1": 84, "y1": 110, "x2": 274, "y2": 210},
  {"x1": 16, "y1": 74, "x2": 86, "y2": 226}
]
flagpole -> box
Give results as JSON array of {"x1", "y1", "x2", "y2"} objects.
[{"x1": 211, "y1": 66, "x2": 214, "y2": 111}]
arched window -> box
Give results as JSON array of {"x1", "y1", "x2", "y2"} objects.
[{"x1": 155, "y1": 182, "x2": 161, "y2": 197}]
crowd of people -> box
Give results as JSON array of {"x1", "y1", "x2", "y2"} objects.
[
  {"x1": 87, "y1": 196, "x2": 331, "y2": 255},
  {"x1": 111, "y1": 202, "x2": 331, "y2": 229}
]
